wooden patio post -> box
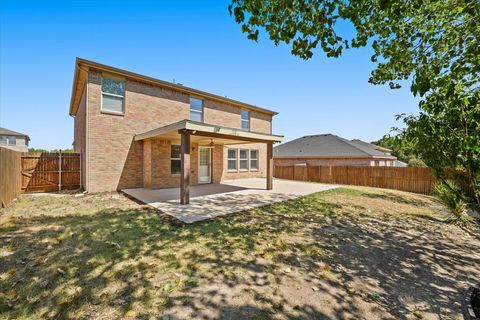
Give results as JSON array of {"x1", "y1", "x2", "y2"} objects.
[
  {"x1": 180, "y1": 130, "x2": 191, "y2": 204},
  {"x1": 266, "y1": 143, "x2": 273, "y2": 190},
  {"x1": 58, "y1": 152, "x2": 62, "y2": 191}
]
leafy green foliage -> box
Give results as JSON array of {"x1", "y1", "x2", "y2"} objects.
[
  {"x1": 407, "y1": 159, "x2": 427, "y2": 168},
  {"x1": 229, "y1": 1, "x2": 479, "y2": 92},
  {"x1": 372, "y1": 135, "x2": 418, "y2": 163},
  {"x1": 229, "y1": 0, "x2": 480, "y2": 204},
  {"x1": 401, "y1": 86, "x2": 480, "y2": 204},
  {"x1": 28, "y1": 148, "x2": 74, "y2": 153},
  {"x1": 433, "y1": 180, "x2": 474, "y2": 226}
]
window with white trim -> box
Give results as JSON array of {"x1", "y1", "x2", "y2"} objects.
[
  {"x1": 239, "y1": 149, "x2": 248, "y2": 171},
  {"x1": 0, "y1": 136, "x2": 16, "y2": 146},
  {"x1": 241, "y1": 110, "x2": 250, "y2": 130},
  {"x1": 171, "y1": 145, "x2": 181, "y2": 175},
  {"x1": 190, "y1": 97, "x2": 203, "y2": 122},
  {"x1": 250, "y1": 150, "x2": 258, "y2": 170},
  {"x1": 101, "y1": 77, "x2": 125, "y2": 113},
  {"x1": 8, "y1": 136, "x2": 16, "y2": 146},
  {"x1": 228, "y1": 149, "x2": 237, "y2": 171}
]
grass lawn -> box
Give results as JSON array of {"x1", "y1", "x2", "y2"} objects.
[{"x1": 0, "y1": 187, "x2": 479, "y2": 320}]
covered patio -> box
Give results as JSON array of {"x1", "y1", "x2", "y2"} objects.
[
  {"x1": 122, "y1": 178, "x2": 337, "y2": 223},
  {"x1": 134, "y1": 120, "x2": 284, "y2": 205}
]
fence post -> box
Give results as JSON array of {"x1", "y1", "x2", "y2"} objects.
[
  {"x1": 58, "y1": 152, "x2": 62, "y2": 191},
  {"x1": 79, "y1": 153, "x2": 82, "y2": 190}
]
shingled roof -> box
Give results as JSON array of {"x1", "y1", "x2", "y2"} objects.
[
  {"x1": 274, "y1": 134, "x2": 395, "y2": 159},
  {"x1": 0, "y1": 127, "x2": 30, "y2": 141}
]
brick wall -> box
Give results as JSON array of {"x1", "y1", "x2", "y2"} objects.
[
  {"x1": 250, "y1": 111, "x2": 272, "y2": 134},
  {"x1": 143, "y1": 139, "x2": 200, "y2": 189},
  {"x1": 84, "y1": 70, "x2": 274, "y2": 192},
  {"x1": 73, "y1": 85, "x2": 87, "y2": 189}
]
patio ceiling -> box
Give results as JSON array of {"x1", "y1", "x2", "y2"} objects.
[{"x1": 134, "y1": 119, "x2": 284, "y2": 145}]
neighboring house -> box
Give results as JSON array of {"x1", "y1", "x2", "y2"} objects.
[
  {"x1": 274, "y1": 134, "x2": 397, "y2": 167},
  {"x1": 70, "y1": 58, "x2": 283, "y2": 202},
  {"x1": 395, "y1": 160, "x2": 408, "y2": 167},
  {"x1": 0, "y1": 127, "x2": 30, "y2": 152}
]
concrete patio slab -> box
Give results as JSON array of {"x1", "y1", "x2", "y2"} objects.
[{"x1": 122, "y1": 178, "x2": 337, "y2": 223}]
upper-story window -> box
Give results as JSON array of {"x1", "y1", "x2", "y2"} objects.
[
  {"x1": 101, "y1": 77, "x2": 125, "y2": 114},
  {"x1": 190, "y1": 97, "x2": 203, "y2": 122},
  {"x1": 0, "y1": 136, "x2": 16, "y2": 146},
  {"x1": 241, "y1": 110, "x2": 250, "y2": 130}
]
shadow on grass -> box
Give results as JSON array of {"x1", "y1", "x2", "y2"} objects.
[
  {"x1": 326, "y1": 211, "x2": 480, "y2": 319},
  {"x1": 0, "y1": 195, "x2": 342, "y2": 319},
  {"x1": 1, "y1": 190, "x2": 479, "y2": 319},
  {"x1": 335, "y1": 187, "x2": 434, "y2": 207}
]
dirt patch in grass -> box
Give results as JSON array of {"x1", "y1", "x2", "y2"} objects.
[{"x1": 0, "y1": 187, "x2": 479, "y2": 319}]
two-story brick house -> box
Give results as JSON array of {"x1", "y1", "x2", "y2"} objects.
[{"x1": 70, "y1": 58, "x2": 283, "y2": 203}]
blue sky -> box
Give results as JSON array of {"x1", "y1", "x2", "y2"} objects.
[{"x1": 0, "y1": 0, "x2": 419, "y2": 150}]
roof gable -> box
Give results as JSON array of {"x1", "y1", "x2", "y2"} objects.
[
  {"x1": 0, "y1": 127, "x2": 30, "y2": 140},
  {"x1": 69, "y1": 58, "x2": 278, "y2": 117}
]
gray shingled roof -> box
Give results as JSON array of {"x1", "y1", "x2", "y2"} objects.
[
  {"x1": 0, "y1": 127, "x2": 30, "y2": 140},
  {"x1": 348, "y1": 139, "x2": 392, "y2": 153},
  {"x1": 395, "y1": 160, "x2": 408, "y2": 167},
  {"x1": 274, "y1": 134, "x2": 395, "y2": 158}
]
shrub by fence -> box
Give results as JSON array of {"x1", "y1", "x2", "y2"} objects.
[
  {"x1": 0, "y1": 147, "x2": 22, "y2": 207},
  {"x1": 274, "y1": 165, "x2": 436, "y2": 194}
]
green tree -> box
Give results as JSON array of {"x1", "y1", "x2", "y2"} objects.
[
  {"x1": 229, "y1": 0, "x2": 480, "y2": 203},
  {"x1": 28, "y1": 148, "x2": 74, "y2": 153},
  {"x1": 371, "y1": 135, "x2": 417, "y2": 163},
  {"x1": 407, "y1": 158, "x2": 427, "y2": 168},
  {"x1": 401, "y1": 87, "x2": 480, "y2": 203}
]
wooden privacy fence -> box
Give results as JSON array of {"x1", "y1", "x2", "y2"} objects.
[
  {"x1": 0, "y1": 147, "x2": 22, "y2": 207},
  {"x1": 22, "y1": 153, "x2": 81, "y2": 193},
  {"x1": 275, "y1": 165, "x2": 436, "y2": 194}
]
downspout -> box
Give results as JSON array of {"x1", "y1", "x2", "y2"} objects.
[{"x1": 85, "y1": 76, "x2": 89, "y2": 193}]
